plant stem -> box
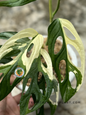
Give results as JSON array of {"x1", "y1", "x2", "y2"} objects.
[
  {"x1": 49, "y1": 0, "x2": 61, "y2": 23},
  {"x1": 52, "y1": 0, "x2": 60, "y2": 18},
  {"x1": 49, "y1": 0, "x2": 53, "y2": 23}
]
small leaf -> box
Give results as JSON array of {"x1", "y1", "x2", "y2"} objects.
[
  {"x1": 0, "y1": 0, "x2": 36, "y2": 7},
  {"x1": 0, "y1": 32, "x2": 17, "y2": 39},
  {"x1": 47, "y1": 18, "x2": 85, "y2": 102}
]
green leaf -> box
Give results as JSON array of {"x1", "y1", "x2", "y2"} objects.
[
  {"x1": 47, "y1": 18, "x2": 85, "y2": 102},
  {"x1": 0, "y1": 57, "x2": 13, "y2": 64},
  {"x1": 46, "y1": 75, "x2": 58, "y2": 115},
  {"x1": 47, "y1": 99, "x2": 57, "y2": 115},
  {"x1": 0, "y1": 32, "x2": 17, "y2": 39},
  {"x1": 0, "y1": 0, "x2": 36, "y2": 7},
  {"x1": 20, "y1": 49, "x2": 54, "y2": 115},
  {"x1": 36, "y1": 105, "x2": 45, "y2": 115},
  {"x1": 0, "y1": 28, "x2": 38, "y2": 100},
  {"x1": 0, "y1": 28, "x2": 55, "y2": 115}
]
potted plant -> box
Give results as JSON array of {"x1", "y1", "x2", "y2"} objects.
[{"x1": 0, "y1": 0, "x2": 85, "y2": 115}]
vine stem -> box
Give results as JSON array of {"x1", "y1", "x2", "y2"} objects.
[
  {"x1": 49, "y1": 0, "x2": 53, "y2": 23},
  {"x1": 49, "y1": 0, "x2": 61, "y2": 23},
  {"x1": 52, "y1": 0, "x2": 60, "y2": 18}
]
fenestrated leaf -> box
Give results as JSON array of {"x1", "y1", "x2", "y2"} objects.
[
  {"x1": 0, "y1": 0, "x2": 36, "y2": 7},
  {"x1": 20, "y1": 49, "x2": 54, "y2": 115},
  {"x1": 0, "y1": 32, "x2": 17, "y2": 40},
  {"x1": 0, "y1": 28, "x2": 38, "y2": 100},
  {"x1": 47, "y1": 18, "x2": 85, "y2": 102},
  {"x1": 0, "y1": 28, "x2": 55, "y2": 115}
]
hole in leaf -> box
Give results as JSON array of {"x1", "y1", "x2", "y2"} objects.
[
  {"x1": 0, "y1": 73, "x2": 4, "y2": 83},
  {"x1": 28, "y1": 94, "x2": 35, "y2": 109},
  {"x1": 26, "y1": 43, "x2": 34, "y2": 58},
  {"x1": 38, "y1": 72, "x2": 43, "y2": 82},
  {"x1": 27, "y1": 78, "x2": 32, "y2": 86},
  {"x1": 10, "y1": 74, "x2": 16, "y2": 85},
  {"x1": 64, "y1": 27, "x2": 76, "y2": 40},
  {"x1": 53, "y1": 70, "x2": 58, "y2": 81},
  {"x1": 59, "y1": 60, "x2": 66, "y2": 82},
  {"x1": 69, "y1": 72, "x2": 77, "y2": 89},
  {"x1": 41, "y1": 55, "x2": 47, "y2": 68},
  {"x1": 38, "y1": 72, "x2": 46, "y2": 95},
  {"x1": 67, "y1": 44, "x2": 81, "y2": 67},
  {"x1": 54, "y1": 37, "x2": 63, "y2": 55}
]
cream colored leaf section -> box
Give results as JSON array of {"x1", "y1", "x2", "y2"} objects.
[
  {"x1": 59, "y1": 18, "x2": 85, "y2": 91},
  {"x1": 40, "y1": 48, "x2": 59, "y2": 105},
  {"x1": 0, "y1": 28, "x2": 38, "y2": 60},
  {"x1": 49, "y1": 75, "x2": 59, "y2": 106},
  {"x1": 40, "y1": 48, "x2": 53, "y2": 80},
  {"x1": 22, "y1": 34, "x2": 44, "y2": 75},
  {"x1": 0, "y1": 53, "x2": 22, "y2": 75}
]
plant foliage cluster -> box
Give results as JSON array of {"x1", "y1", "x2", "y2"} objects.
[{"x1": 0, "y1": 0, "x2": 85, "y2": 115}]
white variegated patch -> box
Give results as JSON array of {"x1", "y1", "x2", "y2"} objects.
[{"x1": 59, "y1": 18, "x2": 85, "y2": 91}]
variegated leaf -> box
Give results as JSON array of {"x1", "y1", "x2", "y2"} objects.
[
  {"x1": 0, "y1": 28, "x2": 55, "y2": 115},
  {"x1": 20, "y1": 49, "x2": 54, "y2": 115},
  {"x1": 0, "y1": 28, "x2": 38, "y2": 100},
  {"x1": 47, "y1": 18, "x2": 85, "y2": 102}
]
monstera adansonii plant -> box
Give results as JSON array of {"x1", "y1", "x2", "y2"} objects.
[{"x1": 0, "y1": 18, "x2": 85, "y2": 115}]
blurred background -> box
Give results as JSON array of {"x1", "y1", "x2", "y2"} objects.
[{"x1": 0, "y1": 0, "x2": 86, "y2": 115}]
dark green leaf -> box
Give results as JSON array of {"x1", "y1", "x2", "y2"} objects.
[
  {"x1": 47, "y1": 99, "x2": 57, "y2": 115},
  {"x1": 0, "y1": 32, "x2": 17, "y2": 39},
  {"x1": 20, "y1": 58, "x2": 53, "y2": 115},
  {"x1": 37, "y1": 105, "x2": 45, "y2": 115},
  {"x1": 0, "y1": 0, "x2": 36, "y2": 7},
  {"x1": 0, "y1": 63, "x2": 23, "y2": 100},
  {"x1": 0, "y1": 57, "x2": 13, "y2": 64},
  {"x1": 0, "y1": 28, "x2": 38, "y2": 101},
  {"x1": 47, "y1": 18, "x2": 82, "y2": 102}
]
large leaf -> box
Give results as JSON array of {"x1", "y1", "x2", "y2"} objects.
[
  {"x1": 0, "y1": 28, "x2": 55, "y2": 115},
  {"x1": 0, "y1": 28, "x2": 38, "y2": 100},
  {"x1": 0, "y1": 0, "x2": 36, "y2": 7},
  {"x1": 20, "y1": 49, "x2": 54, "y2": 115},
  {"x1": 47, "y1": 18, "x2": 85, "y2": 102}
]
